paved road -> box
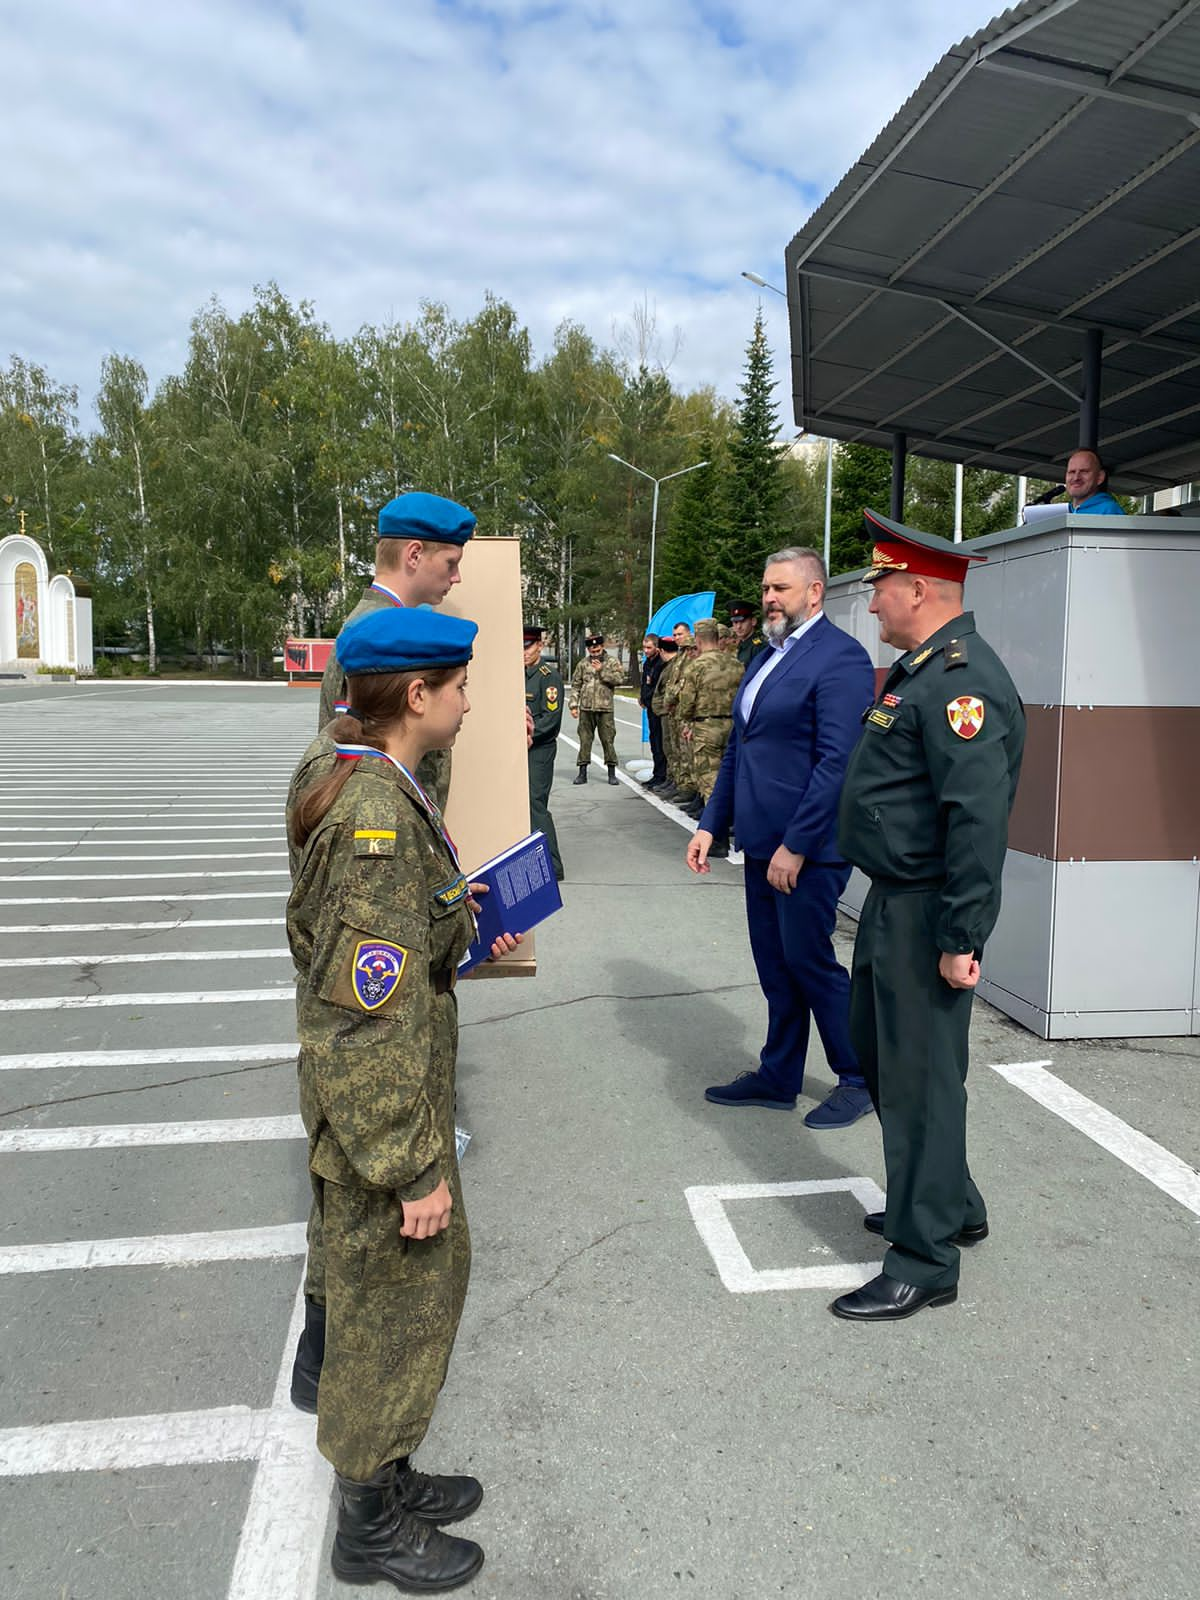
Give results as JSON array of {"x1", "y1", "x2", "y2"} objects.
[{"x1": 0, "y1": 682, "x2": 1196, "y2": 1600}]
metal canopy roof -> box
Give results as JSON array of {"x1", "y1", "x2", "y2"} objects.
[{"x1": 784, "y1": 0, "x2": 1200, "y2": 491}]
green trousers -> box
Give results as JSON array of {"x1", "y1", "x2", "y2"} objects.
[
  {"x1": 576, "y1": 708, "x2": 617, "y2": 766},
  {"x1": 849, "y1": 885, "x2": 987, "y2": 1290},
  {"x1": 528, "y1": 740, "x2": 563, "y2": 877}
]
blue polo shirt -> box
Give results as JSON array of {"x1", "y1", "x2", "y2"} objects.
[{"x1": 1069, "y1": 491, "x2": 1125, "y2": 515}]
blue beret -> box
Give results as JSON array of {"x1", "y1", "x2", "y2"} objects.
[
  {"x1": 337, "y1": 608, "x2": 477, "y2": 676},
  {"x1": 377, "y1": 491, "x2": 476, "y2": 546}
]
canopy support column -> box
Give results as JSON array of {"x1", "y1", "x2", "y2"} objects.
[
  {"x1": 890, "y1": 433, "x2": 907, "y2": 520},
  {"x1": 1079, "y1": 329, "x2": 1103, "y2": 450}
]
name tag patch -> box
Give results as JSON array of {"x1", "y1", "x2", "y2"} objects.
[
  {"x1": 352, "y1": 940, "x2": 408, "y2": 1010},
  {"x1": 433, "y1": 873, "x2": 469, "y2": 909},
  {"x1": 867, "y1": 709, "x2": 896, "y2": 729}
]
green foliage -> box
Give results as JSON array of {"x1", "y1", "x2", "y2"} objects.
[{"x1": 0, "y1": 290, "x2": 1050, "y2": 667}]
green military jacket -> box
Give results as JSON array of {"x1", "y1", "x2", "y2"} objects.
[
  {"x1": 837, "y1": 613, "x2": 1025, "y2": 957},
  {"x1": 663, "y1": 652, "x2": 697, "y2": 718},
  {"x1": 650, "y1": 653, "x2": 680, "y2": 717},
  {"x1": 568, "y1": 651, "x2": 625, "y2": 712},
  {"x1": 287, "y1": 759, "x2": 475, "y2": 1198},
  {"x1": 318, "y1": 584, "x2": 396, "y2": 729},
  {"x1": 675, "y1": 648, "x2": 744, "y2": 721},
  {"x1": 736, "y1": 632, "x2": 765, "y2": 668},
  {"x1": 525, "y1": 660, "x2": 564, "y2": 746}
]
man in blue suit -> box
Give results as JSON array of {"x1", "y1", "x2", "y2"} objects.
[{"x1": 687, "y1": 547, "x2": 876, "y2": 1129}]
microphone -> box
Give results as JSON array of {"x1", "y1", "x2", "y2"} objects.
[{"x1": 1031, "y1": 483, "x2": 1066, "y2": 505}]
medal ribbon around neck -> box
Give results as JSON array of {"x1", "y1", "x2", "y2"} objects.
[
  {"x1": 369, "y1": 581, "x2": 404, "y2": 605},
  {"x1": 333, "y1": 743, "x2": 462, "y2": 865}
]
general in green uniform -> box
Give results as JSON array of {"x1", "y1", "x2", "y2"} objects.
[
  {"x1": 523, "y1": 624, "x2": 564, "y2": 880},
  {"x1": 833, "y1": 510, "x2": 1025, "y2": 1323}
]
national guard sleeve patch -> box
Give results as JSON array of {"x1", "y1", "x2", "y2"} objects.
[
  {"x1": 351, "y1": 940, "x2": 408, "y2": 1009},
  {"x1": 546, "y1": 686, "x2": 559, "y2": 710},
  {"x1": 354, "y1": 828, "x2": 396, "y2": 857},
  {"x1": 946, "y1": 696, "x2": 985, "y2": 739},
  {"x1": 432, "y1": 872, "x2": 469, "y2": 909}
]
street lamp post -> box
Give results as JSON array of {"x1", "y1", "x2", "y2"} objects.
[{"x1": 606, "y1": 454, "x2": 708, "y2": 622}]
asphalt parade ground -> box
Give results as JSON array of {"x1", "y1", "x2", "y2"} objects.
[{"x1": 0, "y1": 681, "x2": 1196, "y2": 1600}]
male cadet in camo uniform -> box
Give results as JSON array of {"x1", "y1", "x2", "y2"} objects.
[
  {"x1": 306, "y1": 492, "x2": 476, "y2": 817},
  {"x1": 287, "y1": 489, "x2": 474, "y2": 1414},
  {"x1": 675, "y1": 617, "x2": 744, "y2": 822},
  {"x1": 568, "y1": 632, "x2": 626, "y2": 785},
  {"x1": 831, "y1": 509, "x2": 1024, "y2": 1325},
  {"x1": 729, "y1": 599, "x2": 765, "y2": 667},
  {"x1": 663, "y1": 623, "x2": 700, "y2": 805},
  {"x1": 524, "y1": 624, "x2": 564, "y2": 880}
]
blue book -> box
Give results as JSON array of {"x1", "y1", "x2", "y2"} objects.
[{"x1": 458, "y1": 831, "x2": 562, "y2": 973}]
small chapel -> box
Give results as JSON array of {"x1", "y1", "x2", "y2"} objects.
[{"x1": 0, "y1": 523, "x2": 94, "y2": 675}]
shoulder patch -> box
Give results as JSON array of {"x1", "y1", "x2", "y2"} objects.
[
  {"x1": 540, "y1": 664, "x2": 551, "y2": 676},
  {"x1": 354, "y1": 828, "x2": 396, "y2": 857},
  {"x1": 351, "y1": 940, "x2": 409, "y2": 1009},
  {"x1": 946, "y1": 696, "x2": 985, "y2": 739}
]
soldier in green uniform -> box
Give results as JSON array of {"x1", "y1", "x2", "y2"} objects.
[
  {"x1": 663, "y1": 623, "x2": 700, "y2": 804},
  {"x1": 675, "y1": 617, "x2": 744, "y2": 819},
  {"x1": 523, "y1": 624, "x2": 564, "y2": 880},
  {"x1": 832, "y1": 510, "x2": 1025, "y2": 1323},
  {"x1": 568, "y1": 632, "x2": 625, "y2": 784},
  {"x1": 649, "y1": 636, "x2": 680, "y2": 793},
  {"x1": 729, "y1": 600, "x2": 764, "y2": 668},
  {"x1": 288, "y1": 605, "x2": 518, "y2": 1590}
]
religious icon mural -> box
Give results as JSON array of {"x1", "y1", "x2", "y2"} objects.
[{"x1": 15, "y1": 561, "x2": 39, "y2": 658}]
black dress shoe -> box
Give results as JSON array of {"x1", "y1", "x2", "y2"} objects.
[
  {"x1": 831, "y1": 1272, "x2": 957, "y2": 1321},
  {"x1": 863, "y1": 1212, "x2": 989, "y2": 1246}
]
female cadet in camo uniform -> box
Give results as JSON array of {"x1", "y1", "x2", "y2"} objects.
[{"x1": 286, "y1": 605, "x2": 514, "y2": 1594}]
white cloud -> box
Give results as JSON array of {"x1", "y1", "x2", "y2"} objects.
[{"x1": 2, "y1": 0, "x2": 1001, "y2": 421}]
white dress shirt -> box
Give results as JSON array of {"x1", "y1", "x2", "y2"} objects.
[{"x1": 738, "y1": 611, "x2": 824, "y2": 724}]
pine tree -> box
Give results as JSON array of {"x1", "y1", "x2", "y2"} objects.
[
  {"x1": 718, "y1": 310, "x2": 785, "y2": 605},
  {"x1": 830, "y1": 443, "x2": 892, "y2": 573},
  {"x1": 656, "y1": 434, "x2": 726, "y2": 604}
]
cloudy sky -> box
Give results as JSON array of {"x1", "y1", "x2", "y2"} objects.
[{"x1": 4, "y1": 0, "x2": 1004, "y2": 421}]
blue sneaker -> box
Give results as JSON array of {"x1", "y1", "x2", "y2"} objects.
[
  {"x1": 803, "y1": 1084, "x2": 875, "y2": 1129},
  {"x1": 705, "y1": 1071, "x2": 796, "y2": 1110}
]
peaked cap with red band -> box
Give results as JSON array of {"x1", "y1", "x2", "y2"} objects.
[{"x1": 861, "y1": 508, "x2": 988, "y2": 584}]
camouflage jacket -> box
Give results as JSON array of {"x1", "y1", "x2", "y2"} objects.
[
  {"x1": 318, "y1": 584, "x2": 398, "y2": 729},
  {"x1": 676, "y1": 649, "x2": 744, "y2": 721},
  {"x1": 663, "y1": 653, "x2": 698, "y2": 717},
  {"x1": 287, "y1": 759, "x2": 475, "y2": 1198},
  {"x1": 568, "y1": 652, "x2": 626, "y2": 712},
  {"x1": 650, "y1": 654, "x2": 681, "y2": 718},
  {"x1": 288, "y1": 731, "x2": 450, "y2": 880}
]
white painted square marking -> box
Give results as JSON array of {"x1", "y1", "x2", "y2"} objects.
[{"x1": 685, "y1": 1176, "x2": 887, "y2": 1293}]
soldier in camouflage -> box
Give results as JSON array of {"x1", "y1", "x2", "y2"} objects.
[
  {"x1": 523, "y1": 624, "x2": 564, "y2": 879},
  {"x1": 287, "y1": 605, "x2": 518, "y2": 1592},
  {"x1": 663, "y1": 623, "x2": 700, "y2": 804},
  {"x1": 568, "y1": 632, "x2": 626, "y2": 784},
  {"x1": 676, "y1": 617, "x2": 744, "y2": 816}
]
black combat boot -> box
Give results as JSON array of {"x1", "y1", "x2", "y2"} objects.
[
  {"x1": 289, "y1": 1295, "x2": 325, "y2": 1414},
  {"x1": 393, "y1": 1457, "x2": 484, "y2": 1525},
  {"x1": 332, "y1": 1467, "x2": 484, "y2": 1591},
  {"x1": 573, "y1": 765, "x2": 588, "y2": 785},
  {"x1": 606, "y1": 764, "x2": 619, "y2": 785}
]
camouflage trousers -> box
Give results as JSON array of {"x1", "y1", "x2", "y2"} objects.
[
  {"x1": 667, "y1": 716, "x2": 693, "y2": 790},
  {"x1": 576, "y1": 708, "x2": 618, "y2": 766},
  {"x1": 686, "y1": 718, "x2": 733, "y2": 800}
]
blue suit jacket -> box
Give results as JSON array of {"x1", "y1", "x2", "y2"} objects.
[{"x1": 700, "y1": 615, "x2": 875, "y2": 862}]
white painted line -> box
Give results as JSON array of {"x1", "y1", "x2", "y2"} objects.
[
  {"x1": 0, "y1": 917, "x2": 282, "y2": 935},
  {"x1": 0, "y1": 850, "x2": 286, "y2": 863},
  {"x1": 0, "y1": 825, "x2": 284, "y2": 834},
  {"x1": 0, "y1": 1222, "x2": 306, "y2": 1274},
  {"x1": 0, "y1": 869, "x2": 288, "y2": 881},
  {"x1": 0, "y1": 808, "x2": 281, "y2": 818},
  {"x1": 0, "y1": 1042, "x2": 296, "y2": 1072},
  {"x1": 992, "y1": 1060, "x2": 1200, "y2": 1217},
  {"x1": 226, "y1": 1284, "x2": 332, "y2": 1600},
  {"x1": 0, "y1": 1115, "x2": 304, "y2": 1152},
  {"x1": 0, "y1": 889, "x2": 283, "y2": 906},
  {"x1": 559, "y1": 730, "x2": 743, "y2": 865},
  {"x1": 685, "y1": 1177, "x2": 886, "y2": 1293},
  {"x1": 0, "y1": 985, "x2": 292, "y2": 1012},
  {"x1": 0, "y1": 1407, "x2": 274, "y2": 1476},
  {"x1": 0, "y1": 947, "x2": 291, "y2": 969}
]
